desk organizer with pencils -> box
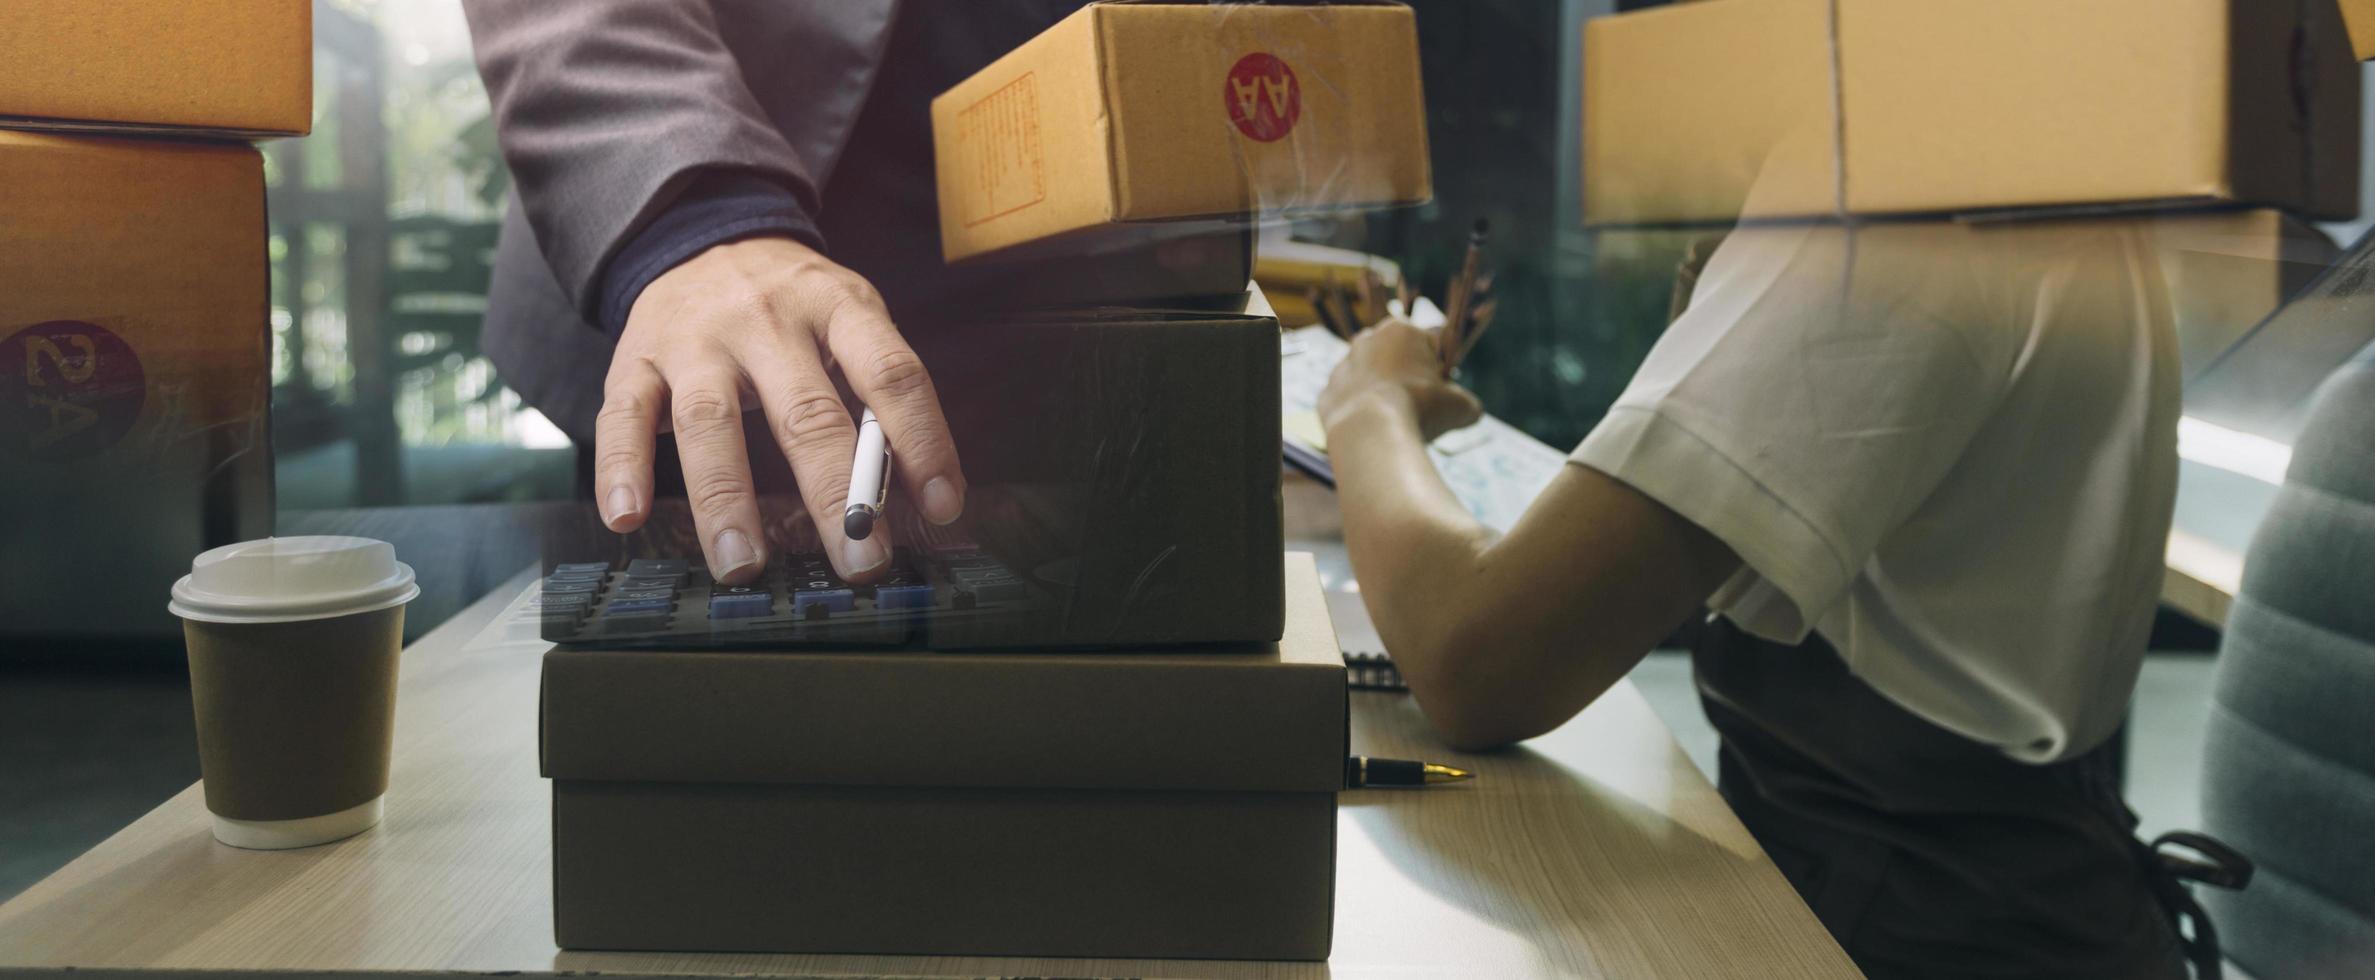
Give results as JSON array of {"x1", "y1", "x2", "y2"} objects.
[{"x1": 539, "y1": 554, "x2": 1346, "y2": 959}]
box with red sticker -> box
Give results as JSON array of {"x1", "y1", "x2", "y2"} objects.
[
  {"x1": 931, "y1": 1, "x2": 1432, "y2": 262},
  {"x1": 1, "y1": 132, "x2": 273, "y2": 640}
]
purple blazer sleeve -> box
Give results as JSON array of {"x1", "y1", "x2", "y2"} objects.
[{"x1": 460, "y1": 0, "x2": 831, "y2": 319}]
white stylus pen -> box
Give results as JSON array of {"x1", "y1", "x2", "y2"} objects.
[{"x1": 843, "y1": 407, "x2": 890, "y2": 540}]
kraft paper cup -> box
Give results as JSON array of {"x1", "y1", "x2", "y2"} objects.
[{"x1": 169, "y1": 536, "x2": 419, "y2": 850}]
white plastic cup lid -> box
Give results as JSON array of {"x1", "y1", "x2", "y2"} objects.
[{"x1": 169, "y1": 536, "x2": 420, "y2": 625}]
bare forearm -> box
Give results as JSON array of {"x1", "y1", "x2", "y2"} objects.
[
  {"x1": 1329, "y1": 398, "x2": 1495, "y2": 670},
  {"x1": 1329, "y1": 400, "x2": 1614, "y2": 747},
  {"x1": 1316, "y1": 323, "x2": 1739, "y2": 749}
]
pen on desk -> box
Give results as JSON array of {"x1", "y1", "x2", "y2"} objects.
[
  {"x1": 843, "y1": 407, "x2": 890, "y2": 541},
  {"x1": 1346, "y1": 755, "x2": 1475, "y2": 788}
]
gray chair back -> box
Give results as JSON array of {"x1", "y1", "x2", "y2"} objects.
[{"x1": 2201, "y1": 348, "x2": 2375, "y2": 978}]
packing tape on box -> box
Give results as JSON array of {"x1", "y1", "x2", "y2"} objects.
[
  {"x1": 1211, "y1": 3, "x2": 1353, "y2": 214},
  {"x1": 1216, "y1": 4, "x2": 1349, "y2": 212},
  {"x1": 1819, "y1": 0, "x2": 1848, "y2": 223}
]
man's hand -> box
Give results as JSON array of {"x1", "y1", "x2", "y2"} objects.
[
  {"x1": 1318, "y1": 318, "x2": 1483, "y2": 443},
  {"x1": 596, "y1": 236, "x2": 964, "y2": 584}
]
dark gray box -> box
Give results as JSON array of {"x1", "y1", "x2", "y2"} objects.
[
  {"x1": 542, "y1": 555, "x2": 1344, "y2": 959},
  {"x1": 910, "y1": 308, "x2": 1284, "y2": 647}
]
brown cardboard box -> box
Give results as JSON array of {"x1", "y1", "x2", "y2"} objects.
[
  {"x1": 2151, "y1": 210, "x2": 2341, "y2": 378},
  {"x1": 2341, "y1": 0, "x2": 2375, "y2": 60},
  {"x1": 933, "y1": 1, "x2": 1431, "y2": 262},
  {"x1": 0, "y1": 132, "x2": 274, "y2": 640},
  {"x1": 542, "y1": 554, "x2": 1345, "y2": 958},
  {"x1": 1583, "y1": 0, "x2": 2360, "y2": 226},
  {"x1": 0, "y1": 0, "x2": 311, "y2": 138}
]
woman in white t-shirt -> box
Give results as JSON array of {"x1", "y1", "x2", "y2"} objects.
[{"x1": 1318, "y1": 217, "x2": 2227, "y2": 979}]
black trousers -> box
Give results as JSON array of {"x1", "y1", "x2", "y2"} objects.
[{"x1": 1693, "y1": 617, "x2": 2191, "y2": 980}]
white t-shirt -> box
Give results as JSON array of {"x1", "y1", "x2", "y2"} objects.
[{"x1": 1572, "y1": 218, "x2": 2178, "y2": 762}]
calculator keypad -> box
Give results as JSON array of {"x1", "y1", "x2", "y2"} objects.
[{"x1": 539, "y1": 544, "x2": 1036, "y2": 647}]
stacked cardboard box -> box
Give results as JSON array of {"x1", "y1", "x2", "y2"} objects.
[
  {"x1": 1582, "y1": 0, "x2": 2359, "y2": 226},
  {"x1": 542, "y1": 1, "x2": 1434, "y2": 959},
  {"x1": 544, "y1": 553, "x2": 1346, "y2": 959},
  {"x1": 933, "y1": 0, "x2": 1431, "y2": 262},
  {"x1": 1581, "y1": 0, "x2": 2363, "y2": 369},
  {"x1": 2, "y1": 4, "x2": 310, "y2": 641}
]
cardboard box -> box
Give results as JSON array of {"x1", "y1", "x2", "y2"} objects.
[
  {"x1": 0, "y1": 0, "x2": 311, "y2": 138},
  {"x1": 906, "y1": 307, "x2": 1285, "y2": 647},
  {"x1": 542, "y1": 554, "x2": 1346, "y2": 958},
  {"x1": 933, "y1": 1, "x2": 1432, "y2": 262},
  {"x1": 2341, "y1": 0, "x2": 2375, "y2": 60},
  {"x1": 2151, "y1": 210, "x2": 2341, "y2": 378},
  {"x1": 0, "y1": 132, "x2": 274, "y2": 640},
  {"x1": 1583, "y1": 0, "x2": 2360, "y2": 226}
]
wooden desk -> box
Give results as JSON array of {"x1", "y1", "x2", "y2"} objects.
[{"x1": 0, "y1": 565, "x2": 1856, "y2": 979}]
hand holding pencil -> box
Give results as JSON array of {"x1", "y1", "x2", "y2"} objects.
[
  {"x1": 1316, "y1": 317, "x2": 1483, "y2": 444},
  {"x1": 1300, "y1": 215, "x2": 1497, "y2": 376}
]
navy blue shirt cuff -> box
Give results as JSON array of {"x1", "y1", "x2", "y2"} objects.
[{"x1": 596, "y1": 171, "x2": 826, "y2": 339}]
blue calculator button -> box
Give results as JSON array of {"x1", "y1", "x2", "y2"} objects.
[
  {"x1": 622, "y1": 560, "x2": 688, "y2": 586},
  {"x1": 793, "y1": 588, "x2": 854, "y2": 616},
  {"x1": 553, "y1": 562, "x2": 611, "y2": 575},
  {"x1": 603, "y1": 598, "x2": 673, "y2": 616},
  {"x1": 874, "y1": 584, "x2": 935, "y2": 609},
  {"x1": 709, "y1": 593, "x2": 774, "y2": 619}
]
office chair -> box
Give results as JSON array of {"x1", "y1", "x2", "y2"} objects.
[{"x1": 2199, "y1": 344, "x2": 2375, "y2": 978}]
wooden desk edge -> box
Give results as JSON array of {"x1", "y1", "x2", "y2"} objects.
[
  {"x1": 2163, "y1": 529, "x2": 2242, "y2": 627},
  {"x1": 0, "y1": 565, "x2": 1857, "y2": 979}
]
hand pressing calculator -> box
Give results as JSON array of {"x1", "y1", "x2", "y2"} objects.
[{"x1": 533, "y1": 538, "x2": 1048, "y2": 649}]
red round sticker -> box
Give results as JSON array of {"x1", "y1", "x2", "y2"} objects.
[
  {"x1": 0, "y1": 320, "x2": 145, "y2": 461},
  {"x1": 1225, "y1": 52, "x2": 1301, "y2": 142}
]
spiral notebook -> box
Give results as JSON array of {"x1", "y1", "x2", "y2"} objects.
[{"x1": 1325, "y1": 591, "x2": 1406, "y2": 692}]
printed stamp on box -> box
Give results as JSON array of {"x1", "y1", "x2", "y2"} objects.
[
  {"x1": 2, "y1": 319, "x2": 145, "y2": 461},
  {"x1": 1225, "y1": 52, "x2": 1301, "y2": 142},
  {"x1": 957, "y1": 72, "x2": 1047, "y2": 227}
]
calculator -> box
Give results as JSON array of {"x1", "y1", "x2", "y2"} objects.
[{"x1": 533, "y1": 533, "x2": 1051, "y2": 649}]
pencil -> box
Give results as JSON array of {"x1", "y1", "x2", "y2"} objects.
[
  {"x1": 1307, "y1": 285, "x2": 1347, "y2": 339},
  {"x1": 1440, "y1": 219, "x2": 1489, "y2": 374},
  {"x1": 1330, "y1": 281, "x2": 1365, "y2": 337},
  {"x1": 1450, "y1": 298, "x2": 1498, "y2": 369}
]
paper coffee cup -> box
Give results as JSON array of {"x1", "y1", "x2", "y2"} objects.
[{"x1": 169, "y1": 536, "x2": 418, "y2": 850}]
